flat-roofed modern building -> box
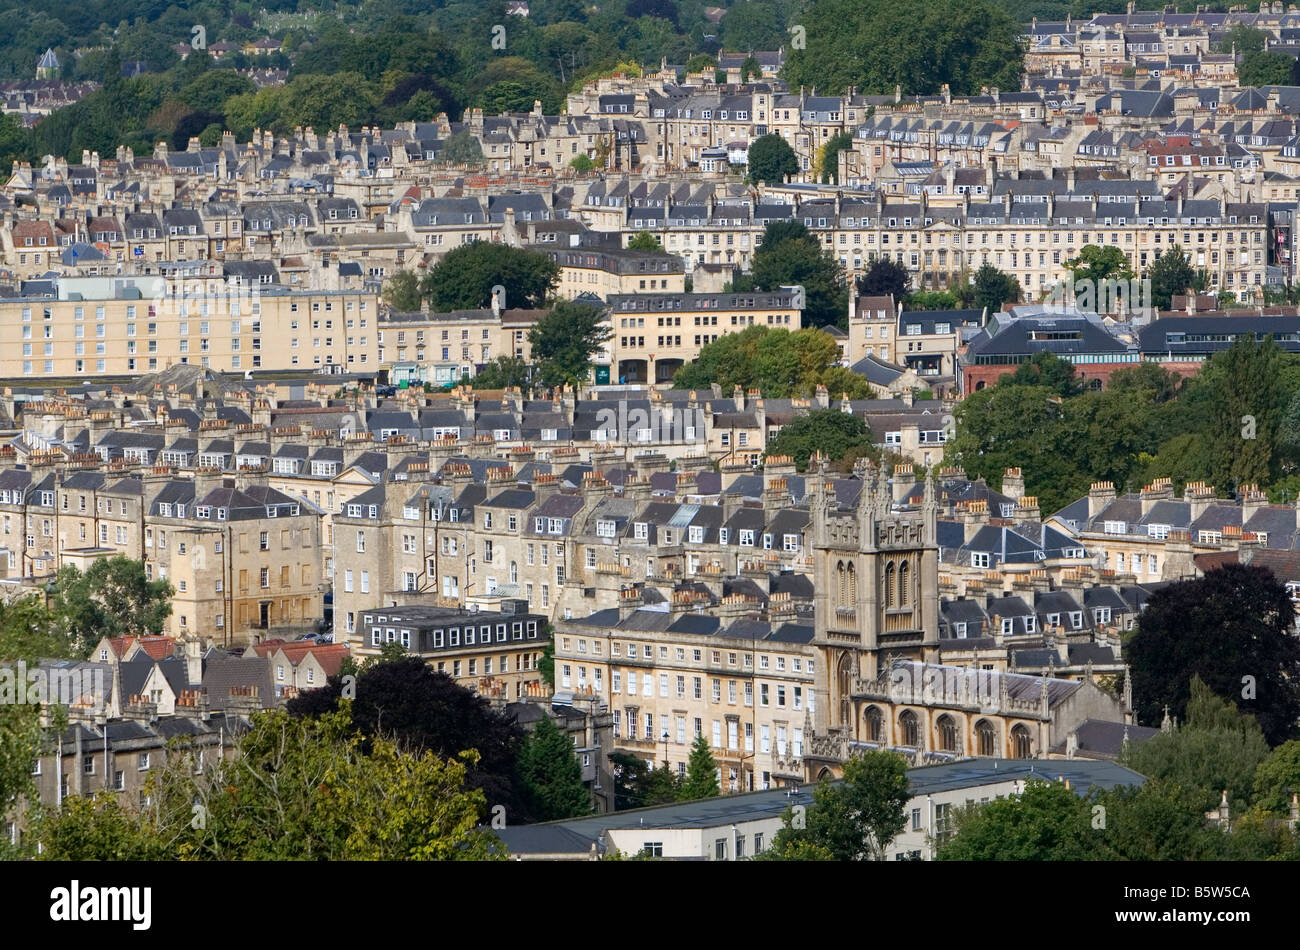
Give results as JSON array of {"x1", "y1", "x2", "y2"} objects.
[{"x1": 493, "y1": 756, "x2": 1146, "y2": 860}]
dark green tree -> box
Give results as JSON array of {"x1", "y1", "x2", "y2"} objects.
[
  {"x1": 970, "y1": 263, "x2": 1021, "y2": 314},
  {"x1": 1213, "y1": 24, "x2": 1267, "y2": 54},
  {"x1": 1147, "y1": 245, "x2": 1199, "y2": 311},
  {"x1": 721, "y1": 3, "x2": 784, "y2": 52},
  {"x1": 750, "y1": 220, "x2": 849, "y2": 330},
  {"x1": 1125, "y1": 567, "x2": 1300, "y2": 746},
  {"x1": 610, "y1": 752, "x2": 650, "y2": 810},
  {"x1": 1239, "y1": 50, "x2": 1295, "y2": 87},
  {"x1": 1253, "y1": 739, "x2": 1300, "y2": 815},
  {"x1": 642, "y1": 762, "x2": 683, "y2": 805},
  {"x1": 1197, "y1": 334, "x2": 1288, "y2": 489},
  {"x1": 529, "y1": 299, "x2": 613, "y2": 388},
  {"x1": 857, "y1": 258, "x2": 910, "y2": 301},
  {"x1": 286, "y1": 657, "x2": 530, "y2": 821},
  {"x1": 420, "y1": 243, "x2": 559, "y2": 311},
  {"x1": 516, "y1": 714, "x2": 593, "y2": 820},
  {"x1": 746, "y1": 133, "x2": 799, "y2": 184},
  {"x1": 679, "y1": 735, "x2": 720, "y2": 800}
]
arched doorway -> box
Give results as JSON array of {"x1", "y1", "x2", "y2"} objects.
[
  {"x1": 900, "y1": 709, "x2": 920, "y2": 748},
  {"x1": 1011, "y1": 723, "x2": 1033, "y2": 759},
  {"x1": 975, "y1": 719, "x2": 996, "y2": 757}
]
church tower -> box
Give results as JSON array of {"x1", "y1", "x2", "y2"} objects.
[{"x1": 810, "y1": 460, "x2": 940, "y2": 739}]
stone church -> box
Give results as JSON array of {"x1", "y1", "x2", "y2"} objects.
[{"x1": 799, "y1": 460, "x2": 1130, "y2": 782}]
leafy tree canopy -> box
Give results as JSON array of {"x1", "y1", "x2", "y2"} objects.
[
  {"x1": 420, "y1": 242, "x2": 559, "y2": 311},
  {"x1": 781, "y1": 0, "x2": 1024, "y2": 96}
]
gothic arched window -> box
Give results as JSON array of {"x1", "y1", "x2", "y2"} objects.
[
  {"x1": 900, "y1": 709, "x2": 920, "y2": 747},
  {"x1": 1011, "y1": 724, "x2": 1033, "y2": 759},
  {"x1": 837, "y1": 653, "x2": 854, "y2": 726},
  {"x1": 865, "y1": 706, "x2": 884, "y2": 742},
  {"x1": 898, "y1": 560, "x2": 910, "y2": 607},
  {"x1": 884, "y1": 561, "x2": 896, "y2": 607},
  {"x1": 976, "y1": 719, "x2": 996, "y2": 757},
  {"x1": 936, "y1": 714, "x2": 957, "y2": 752}
]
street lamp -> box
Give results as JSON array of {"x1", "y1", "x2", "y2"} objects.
[{"x1": 662, "y1": 730, "x2": 670, "y2": 771}]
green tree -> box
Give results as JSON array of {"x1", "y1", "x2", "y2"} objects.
[
  {"x1": 35, "y1": 707, "x2": 501, "y2": 860},
  {"x1": 610, "y1": 751, "x2": 650, "y2": 810},
  {"x1": 937, "y1": 779, "x2": 1092, "y2": 860},
  {"x1": 684, "y1": 53, "x2": 716, "y2": 74},
  {"x1": 288, "y1": 657, "x2": 528, "y2": 821},
  {"x1": 470, "y1": 356, "x2": 532, "y2": 390},
  {"x1": 818, "y1": 131, "x2": 854, "y2": 184},
  {"x1": 642, "y1": 762, "x2": 683, "y2": 805},
  {"x1": 766, "y1": 409, "x2": 877, "y2": 471},
  {"x1": 1147, "y1": 245, "x2": 1199, "y2": 311},
  {"x1": 1068, "y1": 244, "x2": 1134, "y2": 288},
  {"x1": 516, "y1": 715, "x2": 593, "y2": 820},
  {"x1": 50, "y1": 556, "x2": 174, "y2": 657},
  {"x1": 740, "y1": 55, "x2": 762, "y2": 83},
  {"x1": 1089, "y1": 780, "x2": 1231, "y2": 861},
  {"x1": 763, "y1": 751, "x2": 910, "y2": 860},
  {"x1": 750, "y1": 220, "x2": 849, "y2": 330},
  {"x1": 679, "y1": 735, "x2": 720, "y2": 800},
  {"x1": 971, "y1": 262, "x2": 1021, "y2": 314},
  {"x1": 569, "y1": 153, "x2": 596, "y2": 171},
  {"x1": 438, "y1": 129, "x2": 485, "y2": 164},
  {"x1": 1214, "y1": 24, "x2": 1267, "y2": 54},
  {"x1": 721, "y1": 3, "x2": 784, "y2": 52},
  {"x1": 857, "y1": 258, "x2": 910, "y2": 301},
  {"x1": 1005, "y1": 351, "x2": 1084, "y2": 398},
  {"x1": 1196, "y1": 334, "x2": 1288, "y2": 489},
  {"x1": 420, "y1": 242, "x2": 559, "y2": 311},
  {"x1": 781, "y1": 0, "x2": 1024, "y2": 96},
  {"x1": 673, "y1": 326, "x2": 854, "y2": 398},
  {"x1": 746, "y1": 133, "x2": 799, "y2": 184},
  {"x1": 538, "y1": 627, "x2": 556, "y2": 687},
  {"x1": 1253, "y1": 739, "x2": 1300, "y2": 816},
  {"x1": 529, "y1": 299, "x2": 613, "y2": 388},
  {"x1": 1122, "y1": 677, "x2": 1272, "y2": 812},
  {"x1": 627, "y1": 229, "x2": 664, "y2": 252},
  {"x1": 382, "y1": 269, "x2": 423, "y2": 312},
  {"x1": 1239, "y1": 50, "x2": 1296, "y2": 87},
  {"x1": 1106, "y1": 362, "x2": 1182, "y2": 403}
]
